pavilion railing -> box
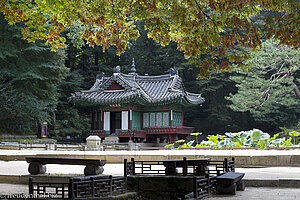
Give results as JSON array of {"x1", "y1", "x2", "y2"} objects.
[
  {"x1": 115, "y1": 129, "x2": 146, "y2": 137},
  {"x1": 29, "y1": 175, "x2": 127, "y2": 199},
  {"x1": 70, "y1": 175, "x2": 126, "y2": 199},
  {"x1": 29, "y1": 178, "x2": 70, "y2": 199},
  {"x1": 124, "y1": 157, "x2": 235, "y2": 176},
  {"x1": 193, "y1": 176, "x2": 217, "y2": 200},
  {"x1": 83, "y1": 129, "x2": 147, "y2": 140},
  {"x1": 143, "y1": 126, "x2": 194, "y2": 134},
  {"x1": 83, "y1": 126, "x2": 195, "y2": 140},
  {"x1": 124, "y1": 158, "x2": 165, "y2": 175},
  {"x1": 123, "y1": 157, "x2": 225, "y2": 200}
]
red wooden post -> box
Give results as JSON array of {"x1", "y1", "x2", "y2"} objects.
[
  {"x1": 101, "y1": 111, "x2": 104, "y2": 131},
  {"x1": 91, "y1": 111, "x2": 94, "y2": 130},
  {"x1": 129, "y1": 110, "x2": 132, "y2": 130},
  {"x1": 96, "y1": 111, "x2": 99, "y2": 130}
]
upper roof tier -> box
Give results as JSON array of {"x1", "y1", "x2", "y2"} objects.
[{"x1": 70, "y1": 66, "x2": 204, "y2": 106}]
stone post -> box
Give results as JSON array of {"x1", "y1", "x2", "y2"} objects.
[{"x1": 86, "y1": 135, "x2": 101, "y2": 151}]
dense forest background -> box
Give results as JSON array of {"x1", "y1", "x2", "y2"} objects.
[{"x1": 0, "y1": 12, "x2": 299, "y2": 140}]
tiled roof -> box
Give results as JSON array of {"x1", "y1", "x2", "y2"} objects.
[{"x1": 71, "y1": 68, "x2": 204, "y2": 106}]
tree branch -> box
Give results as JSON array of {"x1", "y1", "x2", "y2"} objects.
[
  {"x1": 193, "y1": 0, "x2": 218, "y2": 29},
  {"x1": 291, "y1": 82, "x2": 300, "y2": 100}
]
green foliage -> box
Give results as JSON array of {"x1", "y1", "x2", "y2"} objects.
[
  {"x1": 173, "y1": 129, "x2": 298, "y2": 150},
  {"x1": 289, "y1": 131, "x2": 300, "y2": 145},
  {"x1": 277, "y1": 125, "x2": 300, "y2": 145},
  {"x1": 226, "y1": 39, "x2": 300, "y2": 130},
  {"x1": 0, "y1": 15, "x2": 68, "y2": 134}
]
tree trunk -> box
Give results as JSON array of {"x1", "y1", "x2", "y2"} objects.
[
  {"x1": 291, "y1": 82, "x2": 300, "y2": 100},
  {"x1": 52, "y1": 112, "x2": 56, "y2": 127}
]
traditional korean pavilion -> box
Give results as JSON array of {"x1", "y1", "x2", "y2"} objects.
[{"x1": 71, "y1": 61, "x2": 204, "y2": 143}]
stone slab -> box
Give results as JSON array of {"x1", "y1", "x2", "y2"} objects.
[{"x1": 0, "y1": 150, "x2": 299, "y2": 166}]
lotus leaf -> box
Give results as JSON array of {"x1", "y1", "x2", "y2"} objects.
[
  {"x1": 164, "y1": 143, "x2": 174, "y2": 148},
  {"x1": 243, "y1": 139, "x2": 253, "y2": 146},
  {"x1": 282, "y1": 137, "x2": 293, "y2": 147},
  {"x1": 191, "y1": 132, "x2": 202, "y2": 136},
  {"x1": 225, "y1": 132, "x2": 241, "y2": 137},
  {"x1": 271, "y1": 138, "x2": 285, "y2": 144},
  {"x1": 260, "y1": 133, "x2": 270, "y2": 140},
  {"x1": 207, "y1": 135, "x2": 221, "y2": 144},
  {"x1": 289, "y1": 131, "x2": 300, "y2": 137},
  {"x1": 270, "y1": 133, "x2": 279, "y2": 140},
  {"x1": 240, "y1": 131, "x2": 251, "y2": 140},
  {"x1": 186, "y1": 140, "x2": 194, "y2": 147},
  {"x1": 231, "y1": 137, "x2": 241, "y2": 143},
  {"x1": 251, "y1": 129, "x2": 263, "y2": 140},
  {"x1": 217, "y1": 138, "x2": 231, "y2": 148},
  {"x1": 200, "y1": 141, "x2": 215, "y2": 146},
  {"x1": 181, "y1": 144, "x2": 188, "y2": 148},
  {"x1": 258, "y1": 140, "x2": 269, "y2": 149},
  {"x1": 233, "y1": 142, "x2": 243, "y2": 148}
]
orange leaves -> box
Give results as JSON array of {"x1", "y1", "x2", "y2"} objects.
[
  {"x1": 218, "y1": 47, "x2": 226, "y2": 58},
  {"x1": 123, "y1": 10, "x2": 130, "y2": 15},
  {"x1": 221, "y1": 35, "x2": 235, "y2": 49},
  {"x1": 1, "y1": 0, "x2": 299, "y2": 77},
  {"x1": 50, "y1": 19, "x2": 57, "y2": 25},
  {"x1": 267, "y1": 13, "x2": 300, "y2": 49},
  {"x1": 1, "y1": 3, "x2": 27, "y2": 23},
  {"x1": 219, "y1": 60, "x2": 230, "y2": 70},
  {"x1": 45, "y1": 23, "x2": 66, "y2": 51},
  {"x1": 208, "y1": 0, "x2": 217, "y2": 10},
  {"x1": 82, "y1": 29, "x2": 95, "y2": 46},
  {"x1": 80, "y1": 17, "x2": 138, "y2": 55},
  {"x1": 230, "y1": 16, "x2": 242, "y2": 28}
]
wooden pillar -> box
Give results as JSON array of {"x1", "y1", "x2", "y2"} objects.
[
  {"x1": 169, "y1": 110, "x2": 173, "y2": 128},
  {"x1": 91, "y1": 111, "x2": 94, "y2": 130},
  {"x1": 96, "y1": 111, "x2": 99, "y2": 130},
  {"x1": 129, "y1": 110, "x2": 132, "y2": 130},
  {"x1": 101, "y1": 111, "x2": 104, "y2": 131},
  {"x1": 170, "y1": 134, "x2": 176, "y2": 143},
  {"x1": 98, "y1": 111, "x2": 102, "y2": 130}
]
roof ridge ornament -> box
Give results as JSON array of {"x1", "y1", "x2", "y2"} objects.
[
  {"x1": 169, "y1": 68, "x2": 179, "y2": 76},
  {"x1": 129, "y1": 58, "x2": 137, "y2": 75},
  {"x1": 113, "y1": 66, "x2": 121, "y2": 75},
  {"x1": 96, "y1": 72, "x2": 105, "y2": 80}
]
